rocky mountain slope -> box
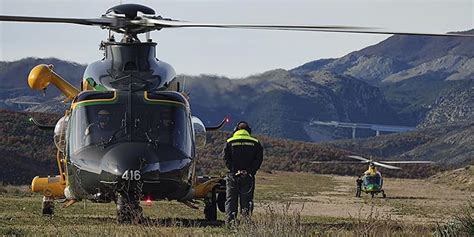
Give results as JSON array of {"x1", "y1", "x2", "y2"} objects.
[
  {"x1": 292, "y1": 30, "x2": 474, "y2": 85},
  {"x1": 419, "y1": 80, "x2": 473, "y2": 127},
  {"x1": 185, "y1": 69, "x2": 399, "y2": 141},
  {"x1": 292, "y1": 30, "x2": 473, "y2": 126}
]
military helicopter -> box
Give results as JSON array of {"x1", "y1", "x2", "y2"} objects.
[{"x1": 0, "y1": 3, "x2": 469, "y2": 223}]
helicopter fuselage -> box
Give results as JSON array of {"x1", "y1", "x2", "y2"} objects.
[
  {"x1": 50, "y1": 40, "x2": 200, "y2": 202},
  {"x1": 64, "y1": 90, "x2": 195, "y2": 202}
]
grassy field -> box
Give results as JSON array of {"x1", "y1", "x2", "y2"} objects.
[{"x1": 0, "y1": 171, "x2": 472, "y2": 236}]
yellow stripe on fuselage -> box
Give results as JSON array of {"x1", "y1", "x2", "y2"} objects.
[
  {"x1": 71, "y1": 91, "x2": 118, "y2": 110},
  {"x1": 144, "y1": 91, "x2": 189, "y2": 109}
]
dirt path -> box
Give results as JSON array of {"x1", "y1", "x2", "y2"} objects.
[{"x1": 256, "y1": 174, "x2": 472, "y2": 223}]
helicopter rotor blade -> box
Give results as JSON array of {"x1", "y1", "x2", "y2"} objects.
[
  {"x1": 0, "y1": 15, "x2": 114, "y2": 27},
  {"x1": 1, "y1": 14, "x2": 472, "y2": 38},
  {"x1": 372, "y1": 161, "x2": 401, "y2": 170},
  {"x1": 346, "y1": 155, "x2": 371, "y2": 162},
  {"x1": 144, "y1": 18, "x2": 473, "y2": 37},
  {"x1": 310, "y1": 161, "x2": 366, "y2": 164},
  {"x1": 379, "y1": 161, "x2": 435, "y2": 164}
]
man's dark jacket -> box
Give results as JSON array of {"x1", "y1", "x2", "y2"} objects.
[{"x1": 223, "y1": 129, "x2": 263, "y2": 175}]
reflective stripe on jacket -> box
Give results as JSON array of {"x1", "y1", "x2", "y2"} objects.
[
  {"x1": 226, "y1": 129, "x2": 259, "y2": 143},
  {"x1": 224, "y1": 129, "x2": 263, "y2": 175}
]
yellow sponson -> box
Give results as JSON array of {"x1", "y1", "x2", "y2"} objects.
[
  {"x1": 31, "y1": 175, "x2": 65, "y2": 198},
  {"x1": 28, "y1": 64, "x2": 80, "y2": 101},
  {"x1": 193, "y1": 178, "x2": 221, "y2": 199}
]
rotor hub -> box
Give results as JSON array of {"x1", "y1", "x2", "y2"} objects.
[{"x1": 105, "y1": 4, "x2": 155, "y2": 19}]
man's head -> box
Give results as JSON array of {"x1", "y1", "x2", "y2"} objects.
[
  {"x1": 234, "y1": 121, "x2": 252, "y2": 134},
  {"x1": 98, "y1": 110, "x2": 110, "y2": 128}
]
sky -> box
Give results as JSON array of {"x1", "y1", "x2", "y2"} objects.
[{"x1": 0, "y1": 0, "x2": 472, "y2": 78}]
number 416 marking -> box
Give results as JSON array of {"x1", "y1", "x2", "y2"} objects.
[{"x1": 122, "y1": 170, "x2": 141, "y2": 181}]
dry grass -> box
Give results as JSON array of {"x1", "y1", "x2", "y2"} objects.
[
  {"x1": 434, "y1": 201, "x2": 474, "y2": 237},
  {"x1": 232, "y1": 202, "x2": 310, "y2": 236},
  {"x1": 1, "y1": 172, "x2": 470, "y2": 236},
  {"x1": 345, "y1": 205, "x2": 432, "y2": 237}
]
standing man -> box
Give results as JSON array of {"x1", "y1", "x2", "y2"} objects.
[
  {"x1": 223, "y1": 121, "x2": 263, "y2": 225},
  {"x1": 355, "y1": 176, "x2": 363, "y2": 198}
]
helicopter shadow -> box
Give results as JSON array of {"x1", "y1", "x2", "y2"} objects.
[
  {"x1": 384, "y1": 196, "x2": 428, "y2": 200},
  {"x1": 141, "y1": 217, "x2": 225, "y2": 227},
  {"x1": 71, "y1": 215, "x2": 224, "y2": 227}
]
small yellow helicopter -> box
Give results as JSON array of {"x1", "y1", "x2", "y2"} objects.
[{"x1": 348, "y1": 155, "x2": 434, "y2": 198}]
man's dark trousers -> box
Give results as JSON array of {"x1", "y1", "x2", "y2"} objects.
[{"x1": 225, "y1": 173, "x2": 255, "y2": 223}]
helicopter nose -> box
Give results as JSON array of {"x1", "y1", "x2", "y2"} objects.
[{"x1": 99, "y1": 143, "x2": 157, "y2": 176}]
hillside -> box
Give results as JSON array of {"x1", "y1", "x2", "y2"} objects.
[
  {"x1": 292, "y1": 30, "x2": 474, "y2": 126},
  {"x1": 0, "y1": 110, "x2": 61, "y2": 184},
  {"x1": 186, "y1": 69, "x2": 399, "y2": 141},
  {"x1": 326, "y1": 121, "x2": 473, "y2": 166},
  {"x1": 292, "y1": 29, "x2": 474, "y2": 85},
  {"x1": 0, "y1": 58, "x2": 85, "y2": 113},
  {"x1": 1, "y1": 31, "x2": 473, "y2": 141},
  {"x1": 430, "y1": 166, "x2": 473, "y2": 192},
  {"x1": 0, "y1": 110, "x2": 443, "y2": 184}
]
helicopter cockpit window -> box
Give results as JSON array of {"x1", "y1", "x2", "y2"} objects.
[
  {"x1": 69, "y1": 101, "x2": 191, "y2": 157},
  {"x1": 134, "y1": 103, "x2": 192, "y2": 157},
  {"x1": 364, "y1": 174, "x2": 382, "y2": 186},
  {"x1": 70, "y1": 104, "x2": 125, "y2": 154}
]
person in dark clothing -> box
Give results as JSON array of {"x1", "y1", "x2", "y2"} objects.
[
  {"x1": 223, "y1": 121, "x2": 263, "y2": 224},
  {"x1": 84, "y1": 109, "x2": 114, "y2": 145},
  {"x1": 356, "y1": 176, "x2": 363, "y2": 198}
]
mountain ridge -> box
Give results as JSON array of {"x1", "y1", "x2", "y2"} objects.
[{"x1": 1, "y1": 31, "x2": 472, "y2": 142}]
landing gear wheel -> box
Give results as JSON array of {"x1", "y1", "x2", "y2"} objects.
[
  {"x1": 371, "y1": 192, "x2": 375, "y2": 198},
  {"x1": 204, "y1": 191, "x2": 217, "y2": 221},
  {"x1": 116, "y1": 192, "x2": 143, "y2": 224},
  {"x1": 42, "y1": 196, "x2": 54, "y2": 215},
  {"x1": 382, "y1": 191, "x2": 386, "y2": 198}
]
